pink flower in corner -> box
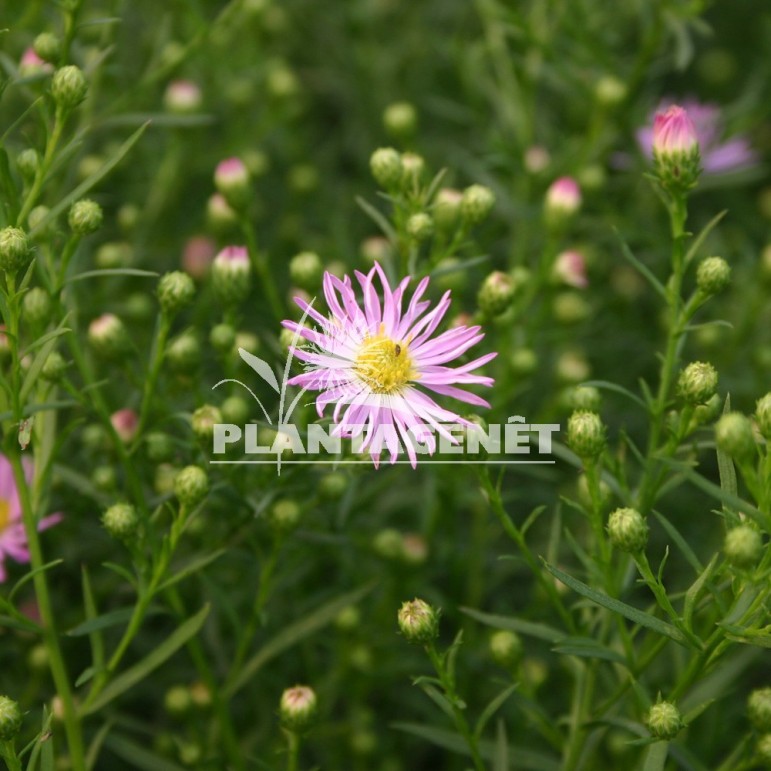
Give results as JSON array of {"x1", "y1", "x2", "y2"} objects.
[
  {"x1": 0, "y1": 454, "x2": 61, "y2": 583},
  {"x1": 282, "y1": 263, "x2": 496, "y2": 468}
]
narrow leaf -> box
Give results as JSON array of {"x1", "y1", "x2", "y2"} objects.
[
  {"x1": 355, "y1": 195, "x2": 397, "y2": 241},
  {"x1": 581, "y1": 380, "x2": 647, "y2": 410},
  {"x1": 475, "y1": 683, "x2": 518, "y2": 739},
  {"x1": 642, "y1": 740, "x2": 669, "y2": 771},
  {"x1": 460, "y1": 606, "x2": 563, "y2": 643},
  {"x1": 105, "y1": 734, "x2": 186, "y2": 771},
  {"x1": 157, "y1": 549, "x2": 226, "y2": 592},
  {"x1": 613, "y1": 228, "x2": 667, "y2": 300},
  {"x1": 683, "y1": 210, "x2": 727, "y2": 266},
  {"x1": 65, "y1": 268, "x2": 159, "y2": 283}
]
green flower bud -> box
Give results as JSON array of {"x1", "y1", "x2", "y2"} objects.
[
  {"x1": 555, "y1": 350, "x2": 591, "y2": 384},
  {"x1": 490, "y1": 630, "x2": 524, "y2": 669},
  {"x1": 397, "y1": 598, "x2": 439, "y2": 644},
  {"x1": 33, "y1": 32, "x2": 61, "y2": 63},
  {"x1": 16, "y1": 148, "x2": 39, "y2": 181},
  {"x1": 478, "y1": 271, "x2": 515, "y2": 317},
  {"x1": 221, "y1": 395, "x2": 249, "y2": 425},
  {"x1": 210, "y1": 323, "x2": 236, "y2": 353},
  {"x1": 568, "y1": 385, "x2": 601, "y2": 412},
  {"x1": 510, "y1": 348, "x2": 538, "y2": 377},
  {"x1": 288, "y1": 164, "x2": 319, "y2": 195},
  {"x1": 567, "y1": 410, "x2": 606, "y2": 459},
  {"x1": 41, "y1": 350, "x2": 67, "y2": 383},
  {"x1": 607, "y1": 507, "x2": 648, "y2": 553},
  {"x1": 188, "y1": 681, "x2": 212, "y2": 709},
  {"x1": 27, "y1": 206, "x2": 53, "y2": 239},
  {"x1": 212, "y1": 247, "x2": 252, "y2": 305},
  {"x1": 92, "y1": 465, "x2": 117, "y2": 492},
  {"x1": 164, "y1": 685, "x2": 192, "y2": 716},
  {"x1": 214, "y1": 158, "x2": 251, "y2": 209},
  {"x1": 749, "y1": 688, "x2": 771, "y2": 732},
  {"x1": 145, "y1": 432, "x2": 175, "y2": 462},
  {"x1": 268, "y1": 498, "x2": 301, "y2": 533},
  {"x1": 68, "y1": 199, "x2": 103, "y2": 235},
  {"x1": 22, "y1": 286, "x2": 52, "y2": 327},
  {"x1": 369, "y1": 147, "x2": 403, "y2": 189},
  {"x1": 289, "y1": 251, "x2": 323, "y2": 290},
  {"x1": 334, "y1": 605, "x2": 360, "y2": 632},
  {"x1": 461, "y1": 184, "x2": 496, "y2": 225},
  {"x1": 696, "y1": 256, "x2": 731, "y2": 295},
  {"x1": 646, "y1": 700, "x2": 682, "y2": 740},
  {"x1": 117, "y1": 203, "x2": 140, "y2": 232},
  {"x1": 677, "y1": 361, "x2": 718, "y2": 405},
  {"x1": 51, "y1": 65, "x2": 88, "y2": 109},
  {"x1": 373, "y1": 528, "x2": 404, "y2": 560},
  {"x1": 400, "y1": 152, "x2": 424, "y2": 187},
  {"x1": 383, "y1": 101, "x2": 417, "y2": 137},
  {"x1": 174, "y1": 465, "x2": 209, "y2": 508},
  {"x1": 87, "y1": 313, "x2": 130, "y2": 358},
  {"x1": 167, "y1": 332, "x2": 201, "y2": 373},
  {"x1": 95, "y1": 241, "x2": 132, "y2": 269},
  {"x1": 102, "y1": 503, "x2": 139, "y2": 541},
  {"x1": 433, "y1": 189, "x2": 463, "y2": 231},
  {"x1": 206, "y1": 193, "x2": 238, "y2": 231},
  {"x1": 0, "y1": 227, "x2": 31, "y2": 274},
  {"x1": 552, "y1": 292, "x2": 591, "y2": 324},
  {"x1": 594, "y1": 75, "x2": 626, "y2": 106},
  {"x1": 715, "y1": 412, "x2": 757, "y2": 463},
  {"x1": 757, "y1": 734, "x2": 771, "y2": 765},
  {"x1": 191, "y1": 405, "x2": 222, "y2": 443},
  {"x1": 318, "y1": 471, "x2": 347, "y2": 500},
  {"x1": 406, "y1": 212, "x2": 433, "y2": 242},
  {"x1": 279, "y1": 685, "x2": 317, "y2": 731},
  {"x1": 755, "y1": 393, "x2": 771, "y2": 439},
  {"x1": 154, "y1": 464, "x2": 178, "y2": 496},
  {"x1": 724, "y1": 524, "x2": 763, "y2": 569},
  {"x1": 0, "y1": 695, "x2": 22, "y2": 741},
  {"x1": 28, "y1": 644, "x2": 49, "y2": 672},
  {"x1": 157, "y1": 271, "x2": 195, "y2": 316}
]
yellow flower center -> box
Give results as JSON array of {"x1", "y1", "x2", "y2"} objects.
[
  {"x1": 0, "y1": 498, "x2": 10, "y2": 531},
  {"x1": 354, "y1": 332, "x2": 415, "y2": 394}
]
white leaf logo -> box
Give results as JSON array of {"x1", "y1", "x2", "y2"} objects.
[{"x1": 238, "y1": 347, "x2": 281, "y2": 393}]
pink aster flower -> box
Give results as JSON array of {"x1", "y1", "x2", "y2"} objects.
[
  {"x1": 282, "y1": 263, "x2": 496, "y2": 468},
  {"x1": 0, "y1": 454, "x2": 61, "y2": 583},
  {"x1": 638, "y1": 100, "x2": 757, "y2": 174}
]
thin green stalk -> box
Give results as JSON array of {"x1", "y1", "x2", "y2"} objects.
[
  {"x1": 285, "y1": 729, "x2": 300, "y2": 771},
  {"x1": 0, "y1": 741, "x2": 22, "y2": 771},
  {"x1": 135, "y1": 312, "x2": 171, "y2": 438},
  {"x1": 240, "y1": 217, "x2": 283, "y2": 324},
  {"x1": 9, "y1": 454, "x2": 86, "y2": 771}
]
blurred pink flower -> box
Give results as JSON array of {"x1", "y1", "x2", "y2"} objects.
[
  {"x1": 0, "y1": 454, "x2": 61, "y2": 583},
  {"x1": 19, "y1": 48, "x2": 53, "y2": 77},
  {"x1": 182, "y1": 236, "x2": 216, "y2": 280},
  {"x1": 111, "y1": 409, "x2": 138, "y2": 443},
  {"x1": 638, "y1": 100, "x2": 757, "y2": 174},
  {"x1": 545, "y1": 177, "x2": 581, "y2": 216},
  {"x1": 553, "y1": 250, "x2": 588, "y2": 289}
]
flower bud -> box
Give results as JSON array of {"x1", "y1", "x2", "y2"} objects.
[
  {"x1": 210, "y1": 323, "x2": 236, "y2": 353},
  {"x1": 749, "y1": 688, "x2": 771, "y2": 732},
  {"x1": 544, "y1": 177, "x2": 581, "y2": 223},
  {"x1": 402, "y1": 533, "x2": 428, "y2": 565},
  {"x1": 33, "y1": 32, "x2": 61, "y2": 63},
  {"x1": 461, "y1": 184, "x2": 496, "y2": 225},
  {"x1": 0, "y1": 227, "x2": 31, "y2": 274},
  {"x1": 696, "y1": 256, "x2": 731, "y2": 295},
  {"x1": 552, "y1": 250, "x2": 588, "y2": 289},
  {"x1": 174, "y1": 465, "x2": 209, "y2": 508},
  {"x1": 594, "y1": 75, "x2": 626, "y2": 106},
  {"x1": 117, "y1": 203, "x2": 140, "y2": 233},
  {"x1": 189, "y1": 681, "x2": 212, "y2": 709},
  {"x1": 756, "y1": 393, "x2": 771, "y2": 439},
  {"x1": 383, "y1": 101, "x2": 417, "y2": 137},
  {"x1": 715, "y1": 412, "x2": 756, "y2": 463},
  {"x1": 555, "y1": 350, "x2": 591, "y2": 384},
  {"x1": 191, "y1": 405, "x2": 222, "y2": 443},
  {"x1": 724, "y1": 524, "x2": 763, "y2": 569},
  {"x1": 0, "y1": 695, "x2": 22, "y2": 741},
  {"x1": 17, "y1": 148, "x2": 39, "y2": 181},
  {"x1": 68, "y1": 199, "x2": 103, "y2": 235},
  {"x1": 677, "y1": 361, "x2": 718, "y2": 405},
  {"x1": 567, "y1": 410, "x2": 606, "y2": 459},
  {"x1": 397, "y1": 598, "x2": 439, "y2": 643},
  {"x1": 157, "y1": 271, "x2": 195, "y2": 316},
  {"x1": 88, "y1": 313, "x2": 130, "y2": 358},
  {"x1": 92, "y1": 465, "x2": 117, "y2": 492},
  {"x1": 400, "y1": 152, "x2": 424, "y2": 187},
  {"x1": 95, "y1": 241, "x2": 132, "y2": 269},
  {"x1": 360, "y1": 236, "x2": 391, "y2": 264},
  {"x1": 206, "y1": 193, "x2": 238, "y2": 231},
  {"x1": 279, "y1": 685, "x2": 317, "y2": 731},
  {"x1": 373, "y1": 528, "x2": 403, "y2": 560},
  {"x1": 607, "y1": 507, "x2": 648, "y2": 553},
  {"x1": 164, "y1": 685, "x2": 192, "y2": 716},
  {"x1": 266, "y1": 64, "x2": 299, "y2": 99},
  {"x1": 319, "y1": 471, "x2": 347, "y2": 501},
  {"x1": 22, "y1": 287, "x2": 52, "y2": 327},
  {"x1": 334, "y1": 605, "x2": 360, "y2": 632},
  {"x1": 166, "y1": 332, "x2": 201, "y2": 373},
  {"x1": 268, "y1": 498, "x2": 301, "y2": 533},
  {"x1": 432, "y1": 188, "x2": 463, "y2": 231},
  {"x1": 51, "y1": 65, "x2": 88, "y2": 109},
  {"x1": 288, "y1": 164, "x2": 319, "y2": 195},
  {"x1": 289, "y1": 251, "x2": 323, "y2": 290},
  {"x1": 578, "y1": 164, "x2": 606, "y2": 192},
  {"x1": 652, "y1": 105, "x2": 701, "y2": 192},
  {"x1": 510, "y1": 348, "x2": 538, "y2": 376},
  {"x1": 489, "y1": 630, "x2": 524, "y2": 669},
  {"x1": 477, "y1": 271, "x2": 515, "y2": 317},
  {"x1": 214, "y1": 157, "x2": 251, "y2": 209},
  {"x1": 41, "y1": 350, "x2": 67, "y2": 382},
  {"x1": 145, "y1": 432, "x2": 175, "y2": 463},
  {"x1": 757, "y1": 734, "x2": 771, "y2": 765},
  {"x1": 552, "y1": 292, "x2": 590, "y2": 324},
  {"x1": 524, "y1": 145, "x2": 550, "y2": 174},
  {"x1": 102, "y1": 503, "x2": 139, "y2": 541},
  {"x1": 221, "y1": 395, "x2": 249, "y2": 425},
  {"x1": 111, "y1": 409, "x2": 138, "y2": 444},
  {"x1": 646, "y1": 700, "x2": 682, "y2": 740},
  {"x1": 369, "y1": 147, "x2": 402, "y2": 189},
  {"x1": 406, "y1": 212, "x2": 433, "y2": 242},
  {"x1": 212, "y1": 246, "x2": 252, "y2": 305},
  {"x1": 568, "y1": 385, "x2": 601, "y2": 412},
  {"x1": 164, "y1": 80, "x2": 202, "y2": 113}
]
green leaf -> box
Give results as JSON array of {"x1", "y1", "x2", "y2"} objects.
[
  {"x1": 475, "y1": 683, "x2": 518, "y2": 739},
  {"x1": 420, "y1": 684, "x2": 456, "y2": 720},
  {"x1": 80, "y1": 566, "x2": 105, "y2": 674},
  {"x1": 67, "y1": 606, "x2": 163, "y2": 637},
  {"x1": 85, "y1": 720, "x2": 113, "y2": 771},
  {"x1": 651, "y1": 510, "x2": 702, "y2": 573},
  {"x1": 226, "y1": 582, "x2": 375, "y2": 697},
  {"x1": 157, "y1": 549, "x2": 226, "y2": 592},
  {"x1": 494, "y1": 720, "x2": 509, "y2": 771},
  {"x1": 80, "y1": 604, "x2": 210, "y2": 715},
  {"x1": 459, "y1": 607, "x2": 563, "y2": 643},
  {"x1": 683, "y1": 210, "x2": 727, "y2": 266},
  {"x1": 613, "y1": 228, "x2": 667, "y2": 301},
  {"x1": 0, "y1": 613, "x2": 42, "y2": 634},
  {"x1": 581, "y1": 380, "x2": 647, "y2": 410},
  {"x1": 9, "y1": 560, "x2": 63, "y2": 603},
  {"x1": 65, "y1": 268, "x2": 159, "y2": 283},
  {"x1": 683, "y1": 553, "x2": 720, "y2": 632},
  {"x1": 542, "y1": 562, "x2": 690, "y2": 647},
  {"x1": 552, "y1": 636, "x2": 627, "y2": 664},
  {"x1": 29, "y1": 122, "x2": 150, "y2": 238},
  {"x1": 19, "y1": 320, "x2": 72, "y2": 403},
  {"x1": 355, "y1": 196, "x2": 397, "y2": 242},
  {"x1": 104, "y1": 734, "x2": 186, "y2": 771},
  {"x1": 642, "y1": 740, "x2": 669, "y2": 771}
]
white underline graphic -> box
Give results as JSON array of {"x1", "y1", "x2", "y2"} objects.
[{"x1": 209, "y1": 460, "x2": 557, "y2": 465}]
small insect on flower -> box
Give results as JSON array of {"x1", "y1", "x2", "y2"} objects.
[{"x1": 282, "y1": 263, "x2": 497, "y2": 467}]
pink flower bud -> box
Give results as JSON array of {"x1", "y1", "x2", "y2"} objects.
[
  {"x1": 652, "y1": 105, "x2": 699, "y2": 158},
  {"x1": 182, "y1": 236, "x2": 216, "y2": 280},
  {"x1": 111, "y1": 409, "x2": 138, "y2": 444},
  {"x1": 214, "y1": 158, "x2": 251, "y2": 207},
  {"x1": 212, "y1": 246, "x2": 252, "y2": 304},
  {"x1": 553, "y1": 250, "x2": 588, "y2": 289},
  {"x1": 163, "y1": 80, "x2": 202, "y2": 113},
  {"x1": 19, "y1": 48, "x2": 53, "y2": 77},
  {"x1": 545, "y1": 177, "x2": 581, "y2": 218}
]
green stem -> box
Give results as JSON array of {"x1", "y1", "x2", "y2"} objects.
[
  {"x1": 425, "y1": 643, "x2": 486, "y2": 771},
  {"x1": 286, "y1": 729, "x2": 300, "y2": 771},
  {"x1": 134, "y1": 312, "x2": 171, "y2": 438},
  {"x1": 1, "y1": 740, "x2": 22, "y2": 771},
  {"x1": 9, "y1": 454, "x2": 86, "y2": 770},
  {"x1": 240, "y1": 217, "x2": 283, "y2": 324}
]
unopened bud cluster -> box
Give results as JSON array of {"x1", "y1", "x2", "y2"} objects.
[
  {"x1": 279, "y1": 685, "x2": 317, "y2": 731},
  {"x1": 677, "y1": 361, "x2": 717, "y2": 405},
  {"x1": 212, "y1": 246, "x2": 252, "y2": 304},
  {"x1": 724, "y1": 524, "x2": 763, "y2": 569},
  {"x1": 567, "y1": 410, "x2": 606, "y2": 459},
  {"x1": 0, "y1": 695, "x2": 22, "y2": 740},
  {"x1": 607, "y1": 507, "x2": 648, "y2": 553},
  {"x1": 696, "y1": 256, "x2": 730, "y2": 295},
  {"x1": 51, "y1": 65, "x2": 88, "y2": 109},
  {"x1": 651, "y1": 105, "x2": 701, "y2": 193},
  {"x1": 0, "y1": 227, "x2": 31, "y2": 274},
  {"x1": 158, "y1": 271, "x2": 195, "y2": 316},
  {"x1": 397, "y1": 598, "x2": 439, "y2": 644},
  {"x1": 715, "y1": 412, "x2": 756, "y2": 463},
  {"x1": 174, "y1": 465, "x2": 209, "y2": 508},
  {"x1": 68, "y1": 199, "x2": 103, "y2": 235},
  {"x1": 646, "y1": 700, "x2": 682, "y2": 740},
  {"x1": 478, "y1": 271, "x2": 515, "y2": 317},
  {"x1": 102, "y1": 503, "x2": 139, "y2": 541}
]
